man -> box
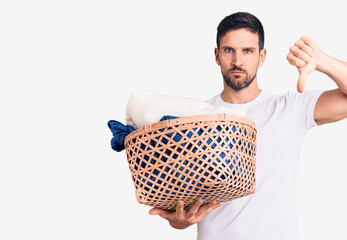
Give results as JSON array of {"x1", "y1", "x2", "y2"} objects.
[{"x1": 149, "y1": 12, "x2": 347, "y2": 239}]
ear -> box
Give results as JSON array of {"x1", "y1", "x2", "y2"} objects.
[
  {"x1": 258, "y1": 48, "x2": 267, "y2": 67},
  {"x1": 214, "y1": 48, "x2": 221, "y2": 66}
]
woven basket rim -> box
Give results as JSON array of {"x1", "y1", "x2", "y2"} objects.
[{"x1": 125, "y1": 113, "x2": 256, "y2": 145}]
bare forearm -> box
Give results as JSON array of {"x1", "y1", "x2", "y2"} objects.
[{"x1": 317, "y1": 52, "x2": 347, "y2": 95}]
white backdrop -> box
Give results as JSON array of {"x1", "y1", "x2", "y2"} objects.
[{"x1": 1, "y1": 0, "x2": 347, "y2": 239}]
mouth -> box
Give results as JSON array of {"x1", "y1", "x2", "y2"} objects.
[
  {"x1": 228, "y1": 70, "x2": 246, "y2": 77},
  {"x1": 227, "y1": 68, "x2": 246, "y2": 75}
]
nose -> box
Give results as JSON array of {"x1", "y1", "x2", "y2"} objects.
[{"x1": 232, "y1": 52, "x2": 243, "y2": 67}]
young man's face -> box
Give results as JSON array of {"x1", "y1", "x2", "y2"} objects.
[{"x1": 215, "y1": 28, "x2": 266, "y2": 91}]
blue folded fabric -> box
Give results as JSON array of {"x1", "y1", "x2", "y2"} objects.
[
  {"x1": 159, "y1": 115, "x2": 179, "y2": 121},
  {"x1": 108, "y1": 120, "x2": 136, "y2": 152},
  {"x1": 108, "y1": 116, "x2": 179, "y2": 152}
]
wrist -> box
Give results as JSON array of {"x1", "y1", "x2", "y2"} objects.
[{"x1": 316, "y1": 52, "x2": 331, "y2": 74}]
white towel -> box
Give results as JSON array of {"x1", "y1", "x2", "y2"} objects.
[{"x1": 125, "y1": 90, "x2": 246, "y2": 129}]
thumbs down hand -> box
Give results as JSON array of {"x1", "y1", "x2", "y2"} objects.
[{"x1": 286, "y1": 36, "x2": 322, "y2": 93}]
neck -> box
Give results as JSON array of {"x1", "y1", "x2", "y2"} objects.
[{"x1": 220, "y1": 78, "x2": 261, "y2": 104}]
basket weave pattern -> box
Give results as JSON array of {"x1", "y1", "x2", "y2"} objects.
[{"x1": 124, "y1": 114, "x2": 257, "y2": 210}]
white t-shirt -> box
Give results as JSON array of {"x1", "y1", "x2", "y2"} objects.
[{"x1": 197, "y1": 90, "x2": 324, "y2": 240}]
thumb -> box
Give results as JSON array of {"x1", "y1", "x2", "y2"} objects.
[
  {"x1": 149, "y1": 207, "x2": 167, "y2": 216},
  {"x1": 297, "y1": 69, "x2": 309, "y2": 93}
]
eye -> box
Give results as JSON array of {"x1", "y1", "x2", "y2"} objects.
[
  {"x1": 244, "y1": 49, "x2": 253, "y2": 54},
  {"x1": 224, "y1": 47, "x2": 233, "y2": 53}
]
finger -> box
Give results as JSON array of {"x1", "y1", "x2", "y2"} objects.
[
  {"x1": 286, "y1": 53, "x2": 306, "y2": 68},
  {"x1": 149, "y1": 207, "x2": 168, "y2": 216},
  {"x1": 289, "y1": 45, "x2": 311, "y2": 63},
  {"x1": 187, "y1": 199, "x2": 204, "y2": 217},
  {"x1": 295, "y1": 40, "x2": 314, "y2": 57},
  {"x1": 297, "y1": 70, "x2": 309, "y2": 93},
  {"x1": 196, "y1": 201, "x2": 221, "y2": 219},
  {"x1": 176, "y1": 200, "x2": 185, "y2": 219},
  {"x1": 300, "y1": 36, "x2": 318, "y2": 50}
]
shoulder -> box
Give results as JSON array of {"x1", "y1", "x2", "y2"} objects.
[
  {"x1": 263, "y1": 90, "x2": 323, "y2": 103},
  {"x1": 281, "y1": 90, "x2": 324, "y2": 106},
  {"x1": 259, "y1": 90, "x2": 323, "y2": 115},
  {"x1": 205, "y1": 94, "x2": 220, "y2": 105}
]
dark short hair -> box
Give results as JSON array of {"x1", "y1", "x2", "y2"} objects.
[{"x1": 216, "y1": 12, "x2": 265, "y2": 50}]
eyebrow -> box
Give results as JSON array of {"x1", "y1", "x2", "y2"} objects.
[
  {"x1": 222, "y1": 46, "x2": 257, "y2": 51},
  {"x1": 244, "y1": 47, "x2": 257, "y2": 51}
]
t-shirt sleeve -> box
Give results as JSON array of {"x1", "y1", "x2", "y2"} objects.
[{"x1": 287, "y1": 90, "x2": 324, "y2": 131}]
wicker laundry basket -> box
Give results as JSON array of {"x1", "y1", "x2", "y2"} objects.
[{"x1": 124, "y1": 113, "x2": 257, "y2": 210}]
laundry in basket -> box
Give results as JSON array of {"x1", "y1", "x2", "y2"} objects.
[{"x1": 108, "y1": 91, "x2": 256, "y2": 210}]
